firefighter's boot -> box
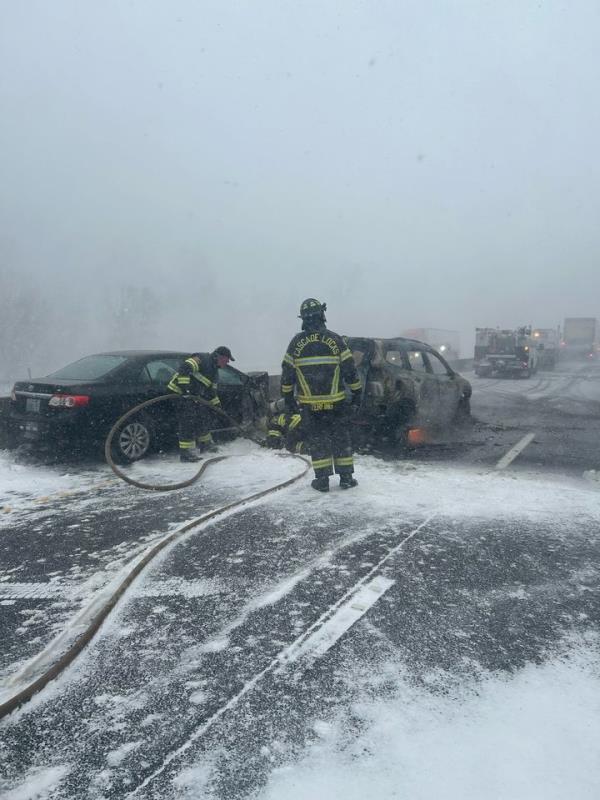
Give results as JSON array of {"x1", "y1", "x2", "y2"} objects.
[
  {"x1": 339, "y1": 474, "x2": 358, "y2": 490},
  {"x1": 198, "y1": 435, "x2": 218, "y2": 454},
  {"x1": 311, "y1": 476, "x2": 330, "y2": 493},
  {"x1": 180, "y1": 450, "x2": 202, "y2": 463},
  {"x1": 200, "y1": 442, "x2": 218, "y2": 454}
]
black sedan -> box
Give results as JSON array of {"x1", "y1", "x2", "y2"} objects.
[{"x1": 9, "y1": 351, "x2": 270, "y2": 462}]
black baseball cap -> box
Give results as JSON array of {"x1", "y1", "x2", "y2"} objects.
[{"x1": 213, "y1": 345, "x2": 235, "y2": 361}]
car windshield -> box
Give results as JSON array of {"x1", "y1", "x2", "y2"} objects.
[
  {"x1": 46, "y1": 355, "x2": 128, "y2": 381},
  {"x1": 489, "y1": 334, "x2": 515, "y2": 354}
]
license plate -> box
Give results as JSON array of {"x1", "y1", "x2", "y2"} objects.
[{"x1": 26, "y1": 398, "x2": 41, "y2": 413}]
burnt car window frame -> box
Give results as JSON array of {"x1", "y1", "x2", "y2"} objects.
[
  {"x1": 423, "y1": 350, "x2": 454, "y2": 377},
  {"x1": 405, "y1": 348, "x2": 429, "y2": 373}
]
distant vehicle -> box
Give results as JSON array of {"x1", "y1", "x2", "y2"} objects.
[
  {"x1": 474, "y1": 327, "x2": 538, "y2": 378},
  {"x1": 532, "y1": 327, "x2": 560, "y2": 369},
  {"x1": 346, "y1": 336, "x2": 472, "y2": 446},
  {"x1": 561, "y1": 318, "x2": 598, "y2": 360},
  {"x1": 9, "y1": 351, "x2": 269, "y2": 462},
  {"x1": 401, "y1": 328, "x2": 461, "y2": 362}
]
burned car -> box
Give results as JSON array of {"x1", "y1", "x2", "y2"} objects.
[
  {"x1": 346, "y1": 336, "x2": 472, "y2": 445},
  {"x1": 9, "y1": 351, "x2": 269, "y2": 462}
]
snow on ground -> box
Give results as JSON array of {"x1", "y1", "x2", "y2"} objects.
[
  {"x1": 2, "y1": 765, "x2": 70, "y2": 800},
  {"x1": 265, "y1": 453, "x2": 600, "y2": 528},
  {"x1": 0, "y1": 450, "x2": 111, "y2": 517},
  {"x1": 0, "y1": 439, "x2": 302, "y2": 520},
  {"x1": 0, "y1": 442, "x2": 306, "y2": 691},
  {"x1": 256, "y1": 638, "x2": 600, "y2": 800},
  {"x1": 2, "y1": 443, "x2": 600, "y2": 798}
]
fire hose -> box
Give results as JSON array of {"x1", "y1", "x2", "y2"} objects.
[
  {"x1": 0, "y1": 398, "x2": 310, "y2": 719},
  {"x1": 104, "y1": 393, "x2": 270, "y2": 491}
]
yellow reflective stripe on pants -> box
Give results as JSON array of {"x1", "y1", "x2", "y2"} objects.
[
  {"x1": 179, "y1": 440, "x2": 196, "y2": 449},
  {"x1": 281, "y1": 384, "x2": 294, "y2": 394},
  {"x1": 268, "y1": 430, "x2": 283, "y2": 438},
  {"x1": 312, "y1": 456, "x2": 333, "y2": 470},
  {"x1": 198, "y1": 433, "x2": 214, "y2": 444},
  {"x1": 334, "y1": 456, "x2": 354, "y2": 467},
  {"x1": 289, "y1": 414, "x2": 302, "y2": 430},
  {"x1": 348, "y1": 380, "x2": 362, "y2": 391}
]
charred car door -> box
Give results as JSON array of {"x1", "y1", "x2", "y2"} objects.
[
  {"x1": 423, "y1": 350, "x2": 461, "y2": 424},
  {"x1": 404, "y1": 348, "x2": 440, "y2": 425}
]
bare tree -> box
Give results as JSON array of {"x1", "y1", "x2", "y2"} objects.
[{"x1": 0, "y1": 267, "x2": 48, "y2": 384}]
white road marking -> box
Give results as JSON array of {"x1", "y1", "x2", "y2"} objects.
[
  {"x1": 282, "y1": 576, "x2": 395, "y2": 667},
  {"x1": 495, "y1": 432, "x2": 536, "y2": 470}
]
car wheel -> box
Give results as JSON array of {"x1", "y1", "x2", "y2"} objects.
[{"x1": 112, "y1": 417, "x2": 153, "y2": 463}]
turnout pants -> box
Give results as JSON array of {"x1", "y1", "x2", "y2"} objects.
[
  {"x1": 305, "y1": 404, "x2": 354, "y2": 478},
  {"x1": 175, "y1": 396, "x2": 214, "y2": 451}
]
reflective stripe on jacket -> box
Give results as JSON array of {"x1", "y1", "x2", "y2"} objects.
[
  {"x1": 168, "y1": 353, "x2": 219, "y2": 402},
  {"x1": 280, "y1": 326, "x2": 362, "y2": 409}
]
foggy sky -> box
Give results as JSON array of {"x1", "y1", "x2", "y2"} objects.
[{"x1": 1, "y1": 0, "x2": 599, "y2": 375}]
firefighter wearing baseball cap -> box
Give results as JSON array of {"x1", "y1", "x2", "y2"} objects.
[
  {"x1": 280, "y1": 299, "x2": 362, "y2": 491},
  {"x1": 168, "y1": 346, "x2": 234, "y2": 462}
]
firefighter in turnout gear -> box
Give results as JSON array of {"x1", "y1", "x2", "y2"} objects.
[
  {"x1": 168, "y1": 346, "x2": 234, "y2": 462},
  {"x1": 281, "y1": 299, "x2": 362, "y2": 491},
  {"x1": 265, "y1": 401, "x2": 306, "y2": 454}
]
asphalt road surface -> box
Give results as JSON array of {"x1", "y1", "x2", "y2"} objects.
[{"x1": 1, "y1": 361, "x2": 600, "y2": 799}]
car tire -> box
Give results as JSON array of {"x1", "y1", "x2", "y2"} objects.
[{"x1": 111, "y1": 416, "x2": 153, "y2": 463}]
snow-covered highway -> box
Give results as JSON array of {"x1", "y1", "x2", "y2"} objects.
[{"x1": 1, "y1": 362, "x2": 600, "y2": 800}]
